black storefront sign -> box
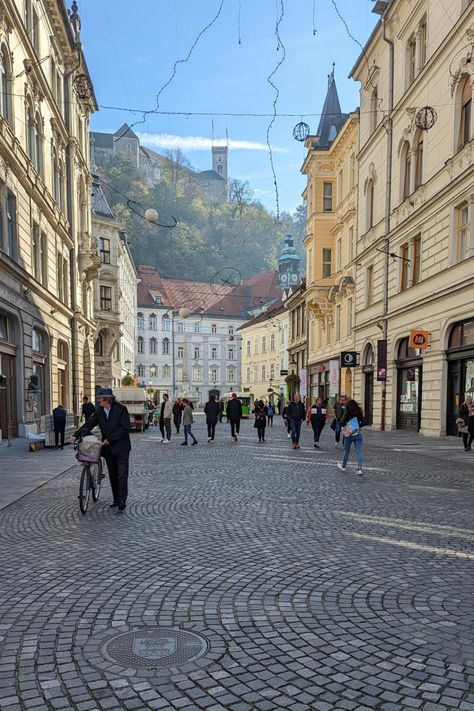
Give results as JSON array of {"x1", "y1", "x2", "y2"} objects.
[
  {"x1": 377, "y1": 340, "x2": 387, "y2": 381},
  {"x1": 340, "y1": 351, "x2": 358, "y2": 368}
]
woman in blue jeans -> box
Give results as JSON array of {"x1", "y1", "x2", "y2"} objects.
[{"x1": 337, "y1": 399, "x2": 365, "y2": 475}]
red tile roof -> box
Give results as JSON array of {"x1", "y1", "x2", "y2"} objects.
[{"x1": 203, "y1": 270, "x2": 280, "y2": 318}]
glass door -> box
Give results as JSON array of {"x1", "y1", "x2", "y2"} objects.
[{"x1": 397, "y1": 366, "x2": 422, "y2": 431}]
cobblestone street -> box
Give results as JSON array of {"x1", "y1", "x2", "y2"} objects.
[{"x1": 1, "y1": 418, "x2": 474, "y2": 711}]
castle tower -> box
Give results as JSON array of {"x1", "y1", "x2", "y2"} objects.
[
  {"x1": 212, "y1": 145, "x2": 228, "y2": 181},
  {"x1": 278, "y1": 235, "x2": 301, "y2": 290}
]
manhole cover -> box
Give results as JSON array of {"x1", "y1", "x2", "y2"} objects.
[{"x1": 100, "y1": 628, "x2": 208, "y2": 669}]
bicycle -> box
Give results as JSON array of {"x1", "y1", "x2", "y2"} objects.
[{"x1": 74, "y1": 436, "x2": 103, "y2": 514}]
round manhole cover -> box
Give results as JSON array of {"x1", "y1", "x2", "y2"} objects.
[{"x1": 100, "y1": 628, "x2": 208, "y2": 669}]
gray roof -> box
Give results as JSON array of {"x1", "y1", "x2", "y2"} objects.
[
  {"x1": 114, "y1": 123, "x2": 139, "y2": 141},
  {"x1": 315, "y1": 70, "x2": 348, "y2": 149},
  {"x1": 196, "y1": 169, "x2": 225, "y2": 181},
  {"x1": 91, "y1": 132, "x2": 113, "y2": 149},
  {"x1": 91, "y1": 178, "x2": 115, "y2": 219}
]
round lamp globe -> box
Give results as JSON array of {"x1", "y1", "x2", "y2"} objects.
[{"x1": 144, "y1": 208, "x2": 159, "y2": 224}]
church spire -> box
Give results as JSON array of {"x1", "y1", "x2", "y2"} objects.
[{"x1": 315, "y1": 66, "x2": 347, "y2": 148}]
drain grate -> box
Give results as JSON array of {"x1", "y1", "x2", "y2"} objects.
[{"x1": 100, "y1": 628, "x2": 208, "y2": 669}]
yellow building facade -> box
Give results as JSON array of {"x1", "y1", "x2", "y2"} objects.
[
  {"x1": 351, "y1": 0, "x2": 474, "y2": 435},
  {"x1": 302, "y1": 72, "x2": 359, "y2": 408},
  {"x1": 239, "y1": 301, "x2": 288, "y2": 406}
]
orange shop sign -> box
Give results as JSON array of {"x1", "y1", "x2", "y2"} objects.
[{"x1": 409, "y1": 329, "x2": 430, "y2": 350}]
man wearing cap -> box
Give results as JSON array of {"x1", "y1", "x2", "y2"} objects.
[
  {"x1": 74, "y1": 387, "x2": 131, "y2": 512},
  {"x1": 226, "y1": 392, "x2": 242, "y2": 442}
]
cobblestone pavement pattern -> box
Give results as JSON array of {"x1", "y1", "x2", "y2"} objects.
[{"x1": 1, "y1": 418, "x2": 474, "y2": 711}]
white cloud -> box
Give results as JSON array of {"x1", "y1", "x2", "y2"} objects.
[{"x1": 137, "y1": 132, "x2": 285, "y2": 152}]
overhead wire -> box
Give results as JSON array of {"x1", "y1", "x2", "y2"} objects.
[
  {"x1": 266, "y1": 0, "x2": 286, "y2": 221},
  {"x1": 113, "y1": 0, "x2": 226, "y2": 145}
]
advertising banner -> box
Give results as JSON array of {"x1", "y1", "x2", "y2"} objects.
[
  {"x1": 377, "y1": 340, "x2": 387, "y2": 381},
  {"x1": 299, "y1": 368, "x2": 307, "y2": 398},
  {"x1": 329, "y1": 359, "x2": 340, "y2": 396}
]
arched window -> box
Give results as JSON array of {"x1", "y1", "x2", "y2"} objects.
[
  {"x1": 401, "y1": 141, "x2": 411, "y2": 200},
  {"x1": 162, "y1": 314, "x2": 170, "y2": 331},
  {"x1": 162, "y1": 337, "x2": 170, "y2": 355},
  {"x1": 366, "y1": 179, "x2": 375, "y2": 230},
  {"x1": 149, "y1": 313, "x2": 157, "y2": 331},
  {"x1": 414, "y1": 131, "x2": 423, "y2": 189},
  {"x1": 459, "y1": 75, "x2": 472, "y2": 151},
  {"x1": 0, "y1": 45, "x2": 11, "y2": 124},
  {"x1": 137, "y1": 313, "x2": 144, "y2": 330},
  {"x1": 149, "y1": 337, "x2": 157, "y2": 355},
  {"x1": 137, "y1": 336, "x2": 144, "y2": 354},
  {"x1": 397, "y1": 337, "x2": 418, "y2": 360},
  {"x1": 448, "y1": 319, "x2": 474, "y2": 349},
  {"x1": 27, "y1": 105, "x2": 35, "y2": 164},
  {"x1": 94, "y1": 332, "x2": 104, "y2": 356}
]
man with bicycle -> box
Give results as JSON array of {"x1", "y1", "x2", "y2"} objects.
[{"x1": 73, "y1": 388, "x2": 131, "y2": 512}]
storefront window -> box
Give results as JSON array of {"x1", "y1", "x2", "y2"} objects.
[
  {"x1": 447, "y1": 319, "x2": 474, "y2": 434},
  {"x1": 396, "y1": 337, "x2": 422, "y2": 431}
]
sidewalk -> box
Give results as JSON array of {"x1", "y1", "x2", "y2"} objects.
[
  {"x1": 0, "y1": 439, "x2": 75, "y2": 510},
  {"x1": 362, "y1": 426, "x2": 474, "y2": 467}
]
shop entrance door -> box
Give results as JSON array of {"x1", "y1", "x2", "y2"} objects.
[
  {"x1": 364, "y1": 369, "x2": 373, "y2": 426},
  {"x1": 397, "y1": 365, "x2": 423, "y2": 431}
]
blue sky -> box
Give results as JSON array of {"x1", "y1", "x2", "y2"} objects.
[{"x1": 80, "y1": 0, "x2": 378, "y2": 215}]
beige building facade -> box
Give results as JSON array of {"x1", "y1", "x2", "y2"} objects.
[
  {"x1": 0, "y1": 1, "x2": 97, "y2": 437},
  {"x1": 351, "y1": 0, "x2": 474, "y2": 436},
  {"x1": 302, "y1": 73, "x2": 359, "y2": 409}
]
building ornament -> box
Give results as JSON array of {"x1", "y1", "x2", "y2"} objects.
[
  {"x1": 78, "y1": 231, "x2": 101, "y2": 282},
  {"x1": 450, "y1": 30, "x2": 474, "y2": 95}
]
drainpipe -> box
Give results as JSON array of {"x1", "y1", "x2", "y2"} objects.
[
  {"x1": 380, "y1": 17, "x2": 394, "y2": 432},
  {"x1": 64, "y1": 47, "x2": 81, "y2": 417},
  {"x1": 171, "y1": 311, "x2": 176, "y2": 400}
]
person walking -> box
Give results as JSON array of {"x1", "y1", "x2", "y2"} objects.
[
  {"x1": 74, "y1": 388, "x2": 131, "y2": 511},
  {"x1": 204, "y1": 394, "x2": 220, "y2": 441},
  {"x1": 332, "y1": 394, "x2": 348, "y2": 448},
  {"x1": 181, "y1": 398, "x2": 198, "y2": 446},
  {"x1": 267, "y1": 402, "x2": 275, "y2": 427},
  {"x1": 337, "y1": 399, "x2": 365, "y2": 475},
  {"x1": 307, "y1": 397, "x2": 327, "y2": 448},
  {"x1": 160, "y1": 393, "x2": 172, "y2": 443},
  {"x1": 227, "y1": 392, "x2": 242, "y2": 442},
  {"x1": 52, "y1": 404, "x2": 67, "y2": 449},
  {"x1": 81, "y1": 396, "x2": 95, "y2": 422},
  {"x1": 288, "y1": 393, "x2": 306, "y2": 449},
  {"x1": 252, "y1": 400, "x2": 268, "y2": 442},
  {"x1": 282, "y1": 401, "x2": 291, "y2": 438},
  {"x1": 458, "y1": 395, "x2": 474, "y2": 451},
  {"x1": 172, "y1": 399, "x2": 183, "y2": 434}
]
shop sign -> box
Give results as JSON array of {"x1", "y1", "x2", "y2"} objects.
[
  {"x1": 340, "y1": 351, "x2": 358, "y2": 368},
  {"x1": 299, "y1": 368, "x2": 307, "y2": 397},
  {"x1": 409, "y1": 329, "x2": 430, "y2": 350},
  {"x1": 329, "y1": 359, "x2": 340, "y2": 396},
  {"x1": 316, "y1": 363, "x2": 326, "y2": 373}
]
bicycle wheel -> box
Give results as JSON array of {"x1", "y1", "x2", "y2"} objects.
[
  {"x1": 91, "y1": 459, "x2": 102, "y2": 502},
  {"x1": 79, "y1": 465, "x2": 91, "y2": 514}
]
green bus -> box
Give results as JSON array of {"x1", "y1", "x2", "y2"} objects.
[{"x1": 222, "y1": 392, "x2": 251, "y2": 418}]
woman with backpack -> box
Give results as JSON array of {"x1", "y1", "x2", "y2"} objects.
[
  {"x1": 337, "y1": 399, "x2": 365, "y2": 475},
  {"x1": 252, "y1": 400, "x2": 268, "y2": 443}
]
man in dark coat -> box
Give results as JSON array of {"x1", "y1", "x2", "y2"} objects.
[
  {"x1": 204, "y1": 395, "x2": 220, "y2": 441},
  {"x1": 287, "y1": 393, "x2": 306, "y2": 449},
  {"x1": 81, "y1": 396, "x2": 95, "y2": 422},
  {"x1": 74, "y1": 387, "x2": 131, "y2": 512},
  {"x1": 226, "y1": 392, "x2": 242, "y2": 442},
  {"x1": 52, "y1": 404, "x2": 67, "y2": 449}
]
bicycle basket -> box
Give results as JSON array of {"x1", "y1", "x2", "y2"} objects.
[{"x1": 77, "y1": 436, "x2": 102, "y2": 463}]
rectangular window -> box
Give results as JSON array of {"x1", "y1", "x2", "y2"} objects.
[
  {"x1": 100, "y1": 285, "x2": 112, "y2": 311},
  {"x1": 210, "y1": 368, "x2": 218, "y2": 383},
  {"x1": 347, "y1": 297, "x2": 353, "y2": 336},
  {"x1": 336, "y1": 238, "x2": 342, "y2": 272},
  {"x1": 62, "y1": 257, "x2": 68, "y2": 306},
  {"x1": 193, "y1": 346, "x2": 200, "y2": 360},
  {"x1": 177, "y1": 346, "x2": 184, "y2": 358},
  {"x1": 400, "y1": 242, "x2": 409, "y2": 291},
  {"x1": 227, "y1": 368, "x2": 235, "y2": 383},
  {"x1": 193, "y1": 322, "x2": 200, "y2": 333},
  {"x1": 457, "y1": 203, "x2": 469, "y2": 262},
  {"x1": 270, "y1": 333, "x2": 275, "y2": 351},
  {"x1": 348, "y1": 226, "x2": 354, "y2": 263},
  {"x1": 32, "y1": 8, "x2": 39, "y2": 54},
  {"x1": 322, "y1": 248, "x2": 332, "y2": 278},
  {"x1": 228, "y1": 325, "x2": 234, "y2": 335},
  {"x1": 349, "y1": 153, "x2": 356, "y2": 190},
  {"x1": 99, "y1": 238, "x2": 111, "y2": 264},
  {"x1": 211, "y1": 346, "x2": 218, "y2": 359},
  {"x1": 262, "y1": 336, "x2": 266, "y2": 353},
  {"x1": 6, "y1": 190, "x2": 16, "y2": 258},
  {"x1": 32, "y1": 223, "x2": 40, "y2": 281},
  {"x1": 335, "y1": 305, "x2": 341, "y2": 341},
  {"x1": 193, "y1": 367, "x2": 201, "y2": 382},
  {"x1": 254, "y1": 337, "x2": 258, "y2": 354},
  {"x1": 261, "y1": 365, "x2": 266, "y2": 382},
  {"x1": 246, "y1": 340, "x2": 250, "y2": 356},
  {"x1": 57, "y1": 254, "x2": 63, "y2": 301},
  {"x1": 420, "y1": 20, "x2": 427, "y2": 69},
  {"x1": 177, "y1": 321, "x2": 184, "y2": 332},
  {"x1": 228, "y1": 347, "x2": 235, "y2": 360},
  {"x1": 366, "y1": 265, "x2": 374, "y2": 306},
  {"x1": 246, "y1": 367, "x2": 250, "y2": 384},
  {"x1": 338, "y1": 170, "x2": 343, "y2": 204},
  {"x1": 211, "y1": 323, "x2": 217, "y2": 334},
  {"x1": 323, "y1": 182, "x2": 333, "y2": 212},
  {"x1": 412, "y1": 235, "x2": 421, "y2": 285},
  {"x1": 40, "y1": 231, "x2": 47, "y2": 286},
  {"x1": 408, "y1": 35, "x2": 416, "y2": 84}
]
